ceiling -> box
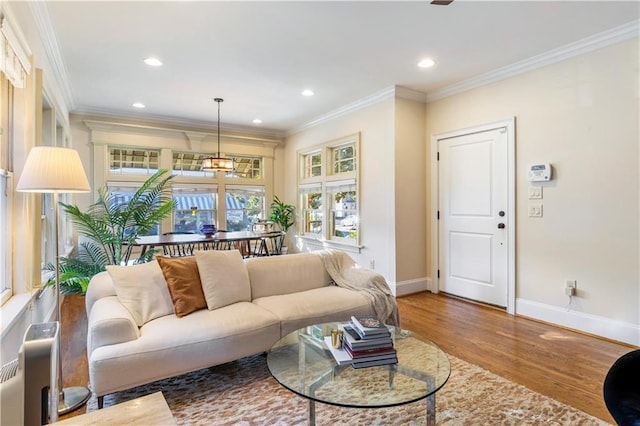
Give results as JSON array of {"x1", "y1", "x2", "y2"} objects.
[{"x1": 33, "y1": 1, "x2": 640, "y2": 135}]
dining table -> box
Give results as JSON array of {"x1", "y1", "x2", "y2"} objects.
[{"x1": 134, "y1": 230, "x2": 284, "y2": 258}]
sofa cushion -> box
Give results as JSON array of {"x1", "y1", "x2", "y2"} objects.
[
  {"x1": 156, "y1": 256, "x2": 207, "y2": 317},
  {"x1": 195, "y1": 250, "x2": 251, "y2": 310},
  {"x1": 106, "y1": 261, "x2": 174, "y2": 327},
  {"x1": 88, "y1": 302, "x2": 280, "y2": 396},
  {"x1": 253, "y1": 285, "x2": 373, "y2": 337},
  {"x1": 246, "y1": 252, "x2": 332, "y2": 299}
]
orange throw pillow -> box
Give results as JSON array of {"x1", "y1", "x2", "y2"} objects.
[{"x1": 156, "y1": 256, "x2": 207, "y2": 317}]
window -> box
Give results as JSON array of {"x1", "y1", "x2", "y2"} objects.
[
  {"x1": 0, "y1": 76, "x2": 14, "y2": 302},
  {"x1": 172, "y1": 152, "x2": 214, "y2": 178},
  {"x1": 332, "y1": 144, "x2": 355, "y2": 174},
  {"x1": 302, "y1": 151, "x2": 322, "y2": 178},
  {"x1": 110, "y1": 148, "x2": 159, "y2": 175},
  {"x1": 327, "y1": 181, "x2": 357, "y2": 241},
  {"x1": 102, "y1": 147, "x2": 269, "y2": 234},
  {"x1": 300, "y1": 184, "x2": 323, "y2": 236},
  {"x1": 172, "y1": 185, "x2": 217, "y2": 233},
  {"x1": 226, "y1": 156, "x2": 262, "y2": 179},
  {"x1": 225, "y1": 185, "x2": 265, "y2": 231},
  {"x1": 107, "y1": 183, "x2": 160, "y2": 236},
  {"x1": 297, "y1": 134, "x2": 360, "y2": 246}
]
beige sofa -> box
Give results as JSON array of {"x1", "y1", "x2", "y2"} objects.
[{"x1": 85, "y1": 250, "x2": 393, "y2": 407}]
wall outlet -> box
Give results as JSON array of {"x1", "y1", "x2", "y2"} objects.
[
  {"x1": 565, "y1": 280, "x2": 577, "y2": 296},
  {"x1": 369, "y1": 260, "x2": 375, "y2": 270}
]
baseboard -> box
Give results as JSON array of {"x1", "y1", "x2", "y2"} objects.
[
  {"x1": 396, "y1": 277, "x2": 430, "y2": 297},
  {"x1": 516, "y1": 298, "x2": 640, "y2": 346}
]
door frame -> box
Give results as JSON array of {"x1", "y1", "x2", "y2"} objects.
[{"x1": 430, "y1": 117, "x2": 516, "y2": 314}]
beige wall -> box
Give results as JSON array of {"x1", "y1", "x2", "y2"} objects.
[
  {"x1": 285, "y1": 99, "x2": 397, "y2": 283},
  {"x1": 394, "y1": 97, "x2": 427, "y2": 283},
  {"x1": 285, "y1": 92, "x2": 429, "y2": 294},
  {"x1": 426, "y1": 39, "x2": 639, "y2": 338}
]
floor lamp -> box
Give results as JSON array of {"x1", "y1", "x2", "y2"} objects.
[{"x1": 16, "y1": 146, "x2": 92, "y2": 415}]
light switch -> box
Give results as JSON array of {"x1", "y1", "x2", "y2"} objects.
[
  {"x1": 528, "y1": 204, "x2": 543, "y2": 218},
  {"x1": 528, "y1": 186, "x2": 542, "y2": 200}
]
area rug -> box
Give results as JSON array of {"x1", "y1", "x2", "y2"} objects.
[{"x1": 86, "y1": 354, "x2": 608, "y2": 425}]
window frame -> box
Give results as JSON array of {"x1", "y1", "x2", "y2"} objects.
[{"x1": 297, "y1": 133, "x2": 361, "y2": 248}]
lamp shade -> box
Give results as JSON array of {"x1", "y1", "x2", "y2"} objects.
[{"x1": 16, "y1": 146, "x2": 90, "y2": 193}]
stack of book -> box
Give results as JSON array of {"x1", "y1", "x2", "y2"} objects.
[{"x1": 342, "y1": 315, "x2": 397, "y2": 369}]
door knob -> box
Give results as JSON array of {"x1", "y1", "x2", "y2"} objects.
[{"x1": 497, "y1": 223, "x2": 505, "y2": 229}]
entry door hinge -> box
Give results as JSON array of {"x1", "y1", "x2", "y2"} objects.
[
  {"x1": 436, "y1": 151, "x2": 439, "y2": 161},
  {"x1": 437, "y1": 269, "x2": 440, "y2": 278},
  {"x1": 437, "y1": 210, "x2": 440, "y2": 220}
]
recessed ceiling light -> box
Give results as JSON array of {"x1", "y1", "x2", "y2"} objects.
[
  {"x1": 144, "y1": 57, "x2": 163, "y2": 67},
  {"x1": 252, "y1": 119, "x2": 262, "y2": 124},
  {"x1": 301, "y1": 89, "x2": 315, "y2": 97},
  {"x1": 132, "y1": 102, "x2": 146, "y2": 108},
  {"x1": 418, "y1": 58, "x2": 436, "y2": 68}
]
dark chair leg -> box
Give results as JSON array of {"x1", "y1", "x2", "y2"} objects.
[{"x1": 98, "y1": 395, "x2": 104, "y2": 409}]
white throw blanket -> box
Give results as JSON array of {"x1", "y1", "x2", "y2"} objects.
[{"x1": 315, "y1": 249, "x2": 400, "y2": 326}]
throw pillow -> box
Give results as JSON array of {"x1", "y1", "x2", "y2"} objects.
[
  {"x1": 195, "y1": 249, "x2": 251, "y2": 310},
  {"x1": 156, "y1": 256, "x2": 207, "y2": 317},
  {"x1": 106, "y1": 261, "x2": 174, "y2": 326}
]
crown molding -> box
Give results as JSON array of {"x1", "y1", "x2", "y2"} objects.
[
  {"x1": 395, "y1": 86, "x2": 427, "y2": 103},
  {"x1": 289, "y1": 85, "x2": 426, "y2": 136},
  {"x1": 427, "y1": 20, "x2": 640, "y2": 103},
  {"x1": 28, "y1": 1, "x2": 75, "y2": 111}
]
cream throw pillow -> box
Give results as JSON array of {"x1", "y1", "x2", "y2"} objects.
[
  {"x1": 195, "y1": 250, "x2": 251, "y2": 310},
  {"x1": 106, "y1": 261, "x2": 175, "y2": 326}
]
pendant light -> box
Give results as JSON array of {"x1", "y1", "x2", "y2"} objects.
[{"x1": 202, "y1": 98, "x2": 234, "y2": 172}]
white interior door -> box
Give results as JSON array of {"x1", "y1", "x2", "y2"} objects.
[{"x1": 437, "y1": 126, "x2": 510, "y2": 307}]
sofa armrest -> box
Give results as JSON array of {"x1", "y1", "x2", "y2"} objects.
[
  {"x1": 87, "y1": 296, "x2": 140, "y2": 355},
  {"x1": 86, "y1": 271, "x2": 117, "y2": 315}
]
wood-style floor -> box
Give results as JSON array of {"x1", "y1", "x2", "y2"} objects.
[{"x1": 59, "y1": 291, "x2": 634, "y2": 423}]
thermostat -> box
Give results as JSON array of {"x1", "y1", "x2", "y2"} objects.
[{"x1": 528, "y1": 163, "x2": 552, "y2": 182}]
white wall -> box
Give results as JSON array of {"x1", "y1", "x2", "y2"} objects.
[{"x1": 425, "y1": 39, "x2": 639, "y2": 344}]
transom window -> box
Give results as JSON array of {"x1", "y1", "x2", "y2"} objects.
[
  {"x1": 110, "y1": 148, "x2": 159, "y2": 175},
  {"x1": 332, "y1": 144, "x2": 355, "y2": 174},
  {"x1": 172, "y1": 152, "x2": 214, "y2": 178},
  {"x1": 227, "y1": 156, "x2": 262, "y2": 179},
  {"x1": 302, "y1": 151, "x2": 322, "y2": 179}
]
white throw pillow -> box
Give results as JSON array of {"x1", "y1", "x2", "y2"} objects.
[
  {"x1": 106, "y1": 261, "x2": 174, "y2": 326},
  {"x1": 195, "y1": 250, "x2": 251, "y2": 310}
]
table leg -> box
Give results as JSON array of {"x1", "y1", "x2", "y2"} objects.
[
  {"x1": 308, "y1": 399, "x2": 316, "y2": 426},
  {"x1": 426, "y1": 392, "x2": 435, "y2": 426}
]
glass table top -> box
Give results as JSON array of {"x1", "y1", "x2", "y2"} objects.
[{"x1": 266, "y1": 323, "x2": 451, "y2": 409}]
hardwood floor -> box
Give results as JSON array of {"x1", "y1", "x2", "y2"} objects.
[
  {"x1": 397, "y1": 292, "x2": 634, "y2": 424},
  {"x1": 59, "y1": 291, "x2": 634, "y2": 423}
]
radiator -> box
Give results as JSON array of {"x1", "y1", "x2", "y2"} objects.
[{"x1": 0, "y1": 322, "x2": 59, "y2": 426}]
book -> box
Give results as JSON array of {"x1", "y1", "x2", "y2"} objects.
[
  {"x1": 350, "y1": 323, "x2": 391, "y2": 340},
  {"x1": 351, "y1": 315, "x2": 390, "y2": 336},
  {"x1": 343, "y1": 326, "x2": 393, "y2": 351},
  {"x1": 344, "y1": 344, "x2": 396, "y2": 359},
  {"x1": 344, "y1": 349, "x2": 398, "y2": 364},
  {"x1": 352, "y1": 356, "x2": 398, "y2": 369},
  {"x1": 323, "y1": 336, "x2": 354, "y2": 365}
]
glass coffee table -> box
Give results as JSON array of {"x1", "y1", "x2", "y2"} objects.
[{"x1": 266, "y1": 323, "x2": 450, "y2": 426}]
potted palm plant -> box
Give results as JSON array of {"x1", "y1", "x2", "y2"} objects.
[
  {"x1": 269, "y1": 196, "x2": 295, "y2": 254},
  {"x1": 45, "y1": 169, "x2": 175, "y2": 294}
]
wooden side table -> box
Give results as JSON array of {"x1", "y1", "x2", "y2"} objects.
[{"x1": 51, "y1": 392, "x2": 175, "y2": 425}]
